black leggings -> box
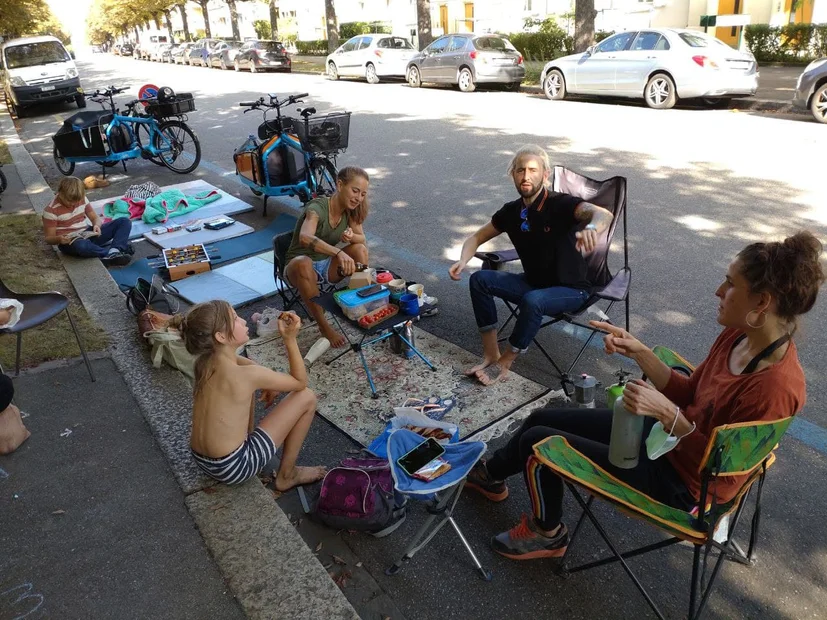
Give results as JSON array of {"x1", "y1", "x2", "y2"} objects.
[
  {"x1": 0, "y1": 374, "x2": 13, "y2": 411},
  {"x1": 486, "y1": 408, "x2": 695, "y2": 530}
]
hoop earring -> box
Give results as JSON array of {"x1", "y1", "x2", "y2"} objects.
[{"x1": 745, "y1": 310, "x2": 767, "y2": 329}]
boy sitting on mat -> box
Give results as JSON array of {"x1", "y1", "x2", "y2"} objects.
[
  {"x1": 180, "y1": 300, "x2": 325, "y2": 489},
  {"x1": 43, "y1": 176, "x2": 133, "y2": 266}
]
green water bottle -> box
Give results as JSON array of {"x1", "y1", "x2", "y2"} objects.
[{"x1": 605, "y1": 368, "x2": 632, "y2": 410}]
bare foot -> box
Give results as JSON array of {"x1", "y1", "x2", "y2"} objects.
[
  {"x1": 275, "y1": 465, "x2": 327, "y2": 492},
  {"x1": 320, "y1": 326, "x2": 347, "y2": 348},
  {"x1": 475, "y1": 363, "x2": 509, "y2": 386},
  {"x1": 463, "y1": 357, "x2": 499, "y2": 377}
]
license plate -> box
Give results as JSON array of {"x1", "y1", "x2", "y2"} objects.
[
  {"x1": 495, "y1": 58, "x2": 515, "y2": 66},
  {"x1": 41, "y1": 85, "x2": 55, "y2": 91}
]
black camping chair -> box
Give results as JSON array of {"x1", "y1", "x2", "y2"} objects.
[
  {"x1": 474, "y1": 166, "x2": 629, "y2": 393},
  {"x1": 0, "y1": 278, "x2": 95, "y2": 381},
  {"x1": 272, "y1": 232, "x2": 336, "y2": 317}
]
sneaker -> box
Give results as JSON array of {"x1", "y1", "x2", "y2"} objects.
[
  {"x1": 102, "y1": 251, "x2": 131, "y2": 267},
  {"x1": 466, "y1": 460, "x2": 508, "y2": 502},
  {"x1": 124, "y1": 242, "x2": 135, "y2": 256},
  {"x1": 491, "y1": 515, "x2": 569, "y2": 560}
]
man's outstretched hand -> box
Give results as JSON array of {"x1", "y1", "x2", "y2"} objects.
[{"x1": 448, "y1": 261, "x2": 465, "y2": 281}]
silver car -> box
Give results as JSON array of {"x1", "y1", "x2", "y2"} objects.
[
  {"x1": 406, "y1": 34, "x2": 525, "y2": 92},
  {"x1": 541, "y1": 29, "x2": 758, "y2": 109},
  {"x1": 326, "y1": 34, "x2": 417, "y2": 84},
  {"x1": 793, "y1": 57, "x2": 827, "y2": 123}
]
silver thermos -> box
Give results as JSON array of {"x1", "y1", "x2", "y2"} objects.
[
  {"x1": 608, "y1": 375, "x2": 644, "y2": 469},
  {"x1": 390, "y1": 321, "x2": 415, "y2": 359}
]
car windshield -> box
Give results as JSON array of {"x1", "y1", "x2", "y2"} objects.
[
  {"x1": 4, "y1": 41, "x2": 70, "y2": 68},
  {"x1": 474, "y1": 37, "x2": 516, "y2": 51},
  {"x1": 260, "y1": 42, "x2": 285, "y2": 52},
  {"x1": 378, "y1": 37, "x2": 414, "y2": 50}
]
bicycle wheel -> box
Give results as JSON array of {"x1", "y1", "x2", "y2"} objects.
[
  {"x1": 309, "y1": 157, "x2": 337, "y2": 198},
  {"x1": 153, "y1": 120, "x2": 201, "y2": 174},
  {"x1": 53, "y1": 146, "x2": 75, "y2": 176},
  {"x1": 135, "y1": 121, "x2": 165, "y2": 167}
]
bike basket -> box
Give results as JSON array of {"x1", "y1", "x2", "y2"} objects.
[
  {"x1": 146, "y1": 93, "x2": 196, "y2": 119},
  {"x1": 293, "y1": 112, "x2": 351, "y2": 153}
]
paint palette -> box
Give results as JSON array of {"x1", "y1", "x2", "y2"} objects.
[{"x1": 163, "y1": 244, "x2": 212, "y2": 281}]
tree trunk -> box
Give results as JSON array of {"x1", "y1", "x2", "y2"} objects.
[
  {"x1": 415, "y1": 0, "x2": 433, "y2": 50},
  {"x1": 164, "y1": 10, "x2": 175, "y2": 42},
  {"x1": 269, "y1": 0, "x2": 279, "y2": 38},
  {"x1": 227, "y1": 0, "x2": 241, "y2": 41},
  {"x1": 134, "y1": 26, "x2": 140, "y2": 41},
  {"x1": 198, "y1": 0, "x2": 212, "y2": 38},
  {"x1": 153, "y1": 14, "x2": 162, "y2": 30},
  {"x1": 573, "y1": 0, "x2": 597, "y2": 53},
  {"x1": 324, "y1": 0, "x2": 339, "y2": 53},
  {"x1": 178, "y1": 3, "x2": 191, "y2": 42}
]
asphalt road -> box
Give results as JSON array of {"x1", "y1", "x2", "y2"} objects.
[{"x1": 11, "y1": 53, "x2": 827, "y2": 619}]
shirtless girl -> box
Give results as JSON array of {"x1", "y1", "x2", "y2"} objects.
[{"x1": 181, "y1": 300, "x2": 325, "y2": 489}]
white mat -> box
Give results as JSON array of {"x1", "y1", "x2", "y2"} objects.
[
  {"x1": 91, "y1": 180, "x2": 254, "y2": 240},
  {"x1": 172, "y1": 254, "x2": 279, "y2": 307},
  {"x1": 142, "y1": 219, "x2": 254, "y2": 249}
]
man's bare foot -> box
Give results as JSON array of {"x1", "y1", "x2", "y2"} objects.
[
  {"x1": 475, "y1": 363, "x2": 509, "y2": 386},
  {"x1": 275, "y1": 465, "x2": 327, "y2": 492},
  {"x1": 320, "y1": 326, "x2": 347, "y2": 348},
  {"x1": 463, "y1": 358, "x2": 499, "y2": 377}
]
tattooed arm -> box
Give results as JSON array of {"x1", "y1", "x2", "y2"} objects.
[{"x1": 298, "y1": 211, "x2": 340, "y2": 257}]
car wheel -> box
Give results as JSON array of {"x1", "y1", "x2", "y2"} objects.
[
  {"x1": 645, "y1": 73, "x2": 677, "y2": 109},
  {"x1": 220, "y1": 59, "x2": 227, "y2": 70},
  {"x1": 503, "y1": 81, "x2": 521, "y2": 92},
  {"x1": 366, "y1": 63, "x2": 380, "y2": 84},
  {"x1": 234, "y1": 59, "x2": 241, "y2": 72},
  {"x1": 543, "y1": 69, "x2": 566, "y2": 100},
  {"x1": 407, "y1": 65, "x2": 421, "y2": 88},
  {"x1": 458, "y1": 67, "x2": 475, "y2": 93},
  {"x1": 701, "y1": 97, "x2": 728, "y2": 108},
  {"x1": 810, "y1": 83, "x2": 827, "y2": 124},
  {"x1": 327, "y1": 61, "x2": 339, "y2": 80},
  {"x1": 75, "y1": 94, "x2": 87, "y2": 108}
]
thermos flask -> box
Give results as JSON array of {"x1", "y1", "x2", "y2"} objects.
[{"x1": 607, "y1": 369, "x2": 643, "y2": 469}]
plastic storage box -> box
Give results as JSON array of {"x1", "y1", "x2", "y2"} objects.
[{"x1": 334, "y1": 285, "x2": 390, "y2": 321}]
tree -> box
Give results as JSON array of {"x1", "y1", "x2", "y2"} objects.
[
  {"x1": 163, "y1": 8, "x2": 175, "y2": 41},
  {"x1": 415, "y1": 0, "x2": 432, "y2": 50},
  {"x1": 191, "y1": 0, "x2": 212, "y2": 38},
  {"x1": 324, "y1": 0, "x2": 338, "y2": 52},
  {"x1": 175, "y1": 1, "x2": 191, "y2": 41},
  {"x1": 0, "y1": 0, "x2": 69, "y2": 41},
  {"x1": 573, "y1": 0, "x2": 596, "y2": 53},
  {"x1": 269, "y1": 0, "x2": 279, "y2": 39},
  {"x1": 226, "y1": 0, "x2": 256, "y2": 42}
]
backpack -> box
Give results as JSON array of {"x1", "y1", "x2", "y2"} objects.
[
  {"x1": 298, "y1": 455, "x2": 407, "y2": 537},
  {"x1": 123, "y1": 275, "x2": 180, "y2": 315},
  {"x1": 144, "y1": 326, "x2": 196, "y2": 381}
]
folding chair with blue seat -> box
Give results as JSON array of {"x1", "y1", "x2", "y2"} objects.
[
  {"x1": 272, "y1": 231, "x2": 335, "y2": 317},
  {"x1": 530, "y1": 346, "x2": 790, "y2": 619},
  {"x1": 474, "y1": 166, "x2": 629, "y2": 392},
  {"x1": 384, "y1": 428, "x2": 491, "y2": 580}
]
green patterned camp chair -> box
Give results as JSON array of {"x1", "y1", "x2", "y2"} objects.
[{"x1": 531, "y1": 346, "x2": 794, "y2": 620}]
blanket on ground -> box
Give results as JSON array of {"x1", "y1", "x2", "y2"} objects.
[{"x1": 102, "y1": 189, "x2": 221, "y2": 224}]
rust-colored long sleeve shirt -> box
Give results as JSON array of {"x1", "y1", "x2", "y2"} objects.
[{"x1": 662, "y1": 328, "x2": 805, "y2": 503}]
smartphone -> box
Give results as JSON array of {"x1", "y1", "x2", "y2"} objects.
[
  {"x1": 397, "y1": 438, "x2": 446, "y2": 477},
  {"x1": 357, "y1": 284, "x2": 384, "y2": 298}
]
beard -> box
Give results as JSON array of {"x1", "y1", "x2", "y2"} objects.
[{"x1": 516, "y1": 181, "x2": 541, "y2": 198}]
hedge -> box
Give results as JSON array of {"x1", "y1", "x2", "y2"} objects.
[
  {"x1": 295, "y1": 39, "x2": 328, "y2": 56},
  {"x1": 339, "y1": 21, "x2": 391, "y2": 40},
  {"x1": 506, "y1": 30, "x2": 615, "y2": 61},
  {"x1": 745, "y1": 23, "x2": 827, "y2": 63}
]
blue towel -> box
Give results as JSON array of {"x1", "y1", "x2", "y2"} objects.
[{"x1": 387, "y1": 429, "x2": 485, "y2": 496}]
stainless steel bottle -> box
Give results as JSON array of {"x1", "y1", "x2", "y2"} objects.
[{"x1": 608, "y1": 370, "x2": 643, "y2": 469}]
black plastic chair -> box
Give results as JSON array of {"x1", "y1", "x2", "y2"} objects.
[
  {"x1": 474, "y1": 166, "x2": 629, "y2": 393},
  {"x1": 0, "y1": 278, "x2": 95, "y2": 381}
]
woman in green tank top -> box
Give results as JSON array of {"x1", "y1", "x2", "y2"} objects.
[{"x1": 285, "y1": 166, "x2": 371, "y2": 348}]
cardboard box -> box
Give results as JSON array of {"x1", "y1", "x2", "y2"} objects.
[{"x1": 348, "y1": 271, "x2": 373, "y2": 290}]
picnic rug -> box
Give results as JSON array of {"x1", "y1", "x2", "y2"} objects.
[{"x1": 244, "y1": 318, "x2": 566, "y2": 447}]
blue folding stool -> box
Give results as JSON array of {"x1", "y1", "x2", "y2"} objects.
[{"x1": 385, "y1": 428, "x2": 491, "y2": 580}]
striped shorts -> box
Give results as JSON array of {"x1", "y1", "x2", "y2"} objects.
[{"x1": 191, "y1": 428, "x2": 277, "y2": 485}]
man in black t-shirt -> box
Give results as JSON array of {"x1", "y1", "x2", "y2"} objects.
[{"x1": 449, "y1": 145, "x2": 613, "y2": 385}]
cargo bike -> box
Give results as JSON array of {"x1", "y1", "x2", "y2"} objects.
[
  {"x1": 233, "y1": 92, "x2": 351, "y2": 215},
  {"x1": 52, "y1": 85, "x2": 201, "y2": 176}
]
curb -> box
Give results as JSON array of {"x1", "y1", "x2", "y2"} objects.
[{"x1": 0, "y1": 107, "x2": 359, "y2": 620}]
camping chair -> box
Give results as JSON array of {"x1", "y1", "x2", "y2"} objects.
[
  {"x1": 474, "y1": 166, "x2": 629, "y2": 393},
  {"x1": 272, "y1": 232, "x2": 335, "y2": 317},
  {"x1": 530, "y1": 346, "x2": 790, "y2": 620},
  {"x1": 0, "y1": 278, "x2": 95, "y2": 382}
]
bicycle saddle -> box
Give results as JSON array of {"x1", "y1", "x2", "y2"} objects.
[{"x1": 300, "y1": 107, "x2": 316, "y2": 118}]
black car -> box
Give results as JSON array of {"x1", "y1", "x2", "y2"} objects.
[
  {"x1": 234, "y1": 40, "x2": 291, "y2": 73},
  {"x1": 119, "y1": 43, "x2": 134, "y2": 56}
]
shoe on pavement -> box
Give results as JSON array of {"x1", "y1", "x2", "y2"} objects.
[
  {"x1": 466, "y1": 460, "x2": 508, "y2": 501},
  {"x1": 102, "y1": 251, "x2": 131, "y2": 267},
  {"x1": 491, "y1": 514, "x2": 569, "y2": 560}
]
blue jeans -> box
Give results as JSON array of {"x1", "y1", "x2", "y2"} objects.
[
  {"x1": 58, "y1": 218, "x2": 132, "y2": 258},
  {"x1": 469, "y1": 270, "x2": 588, "y2": 352}
]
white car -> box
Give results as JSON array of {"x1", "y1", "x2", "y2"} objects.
[
  {"x1": 326, "y1": 34, "x2": 417, "y2": 84},
  {"x1": 540, "y1": 29, "x2": 758, "y2": 109}
]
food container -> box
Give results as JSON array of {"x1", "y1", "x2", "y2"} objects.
[{"x1": 334, "y1": 285, "x2": 390, "y2": 321}]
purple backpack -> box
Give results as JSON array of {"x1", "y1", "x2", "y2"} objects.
[{"x1": 300, "y1": 456, "x2": 407, "y2": 537}]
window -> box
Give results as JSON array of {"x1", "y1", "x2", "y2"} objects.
[
  {"x1": 678, "y1": 32, "x2": 710, "y2": 48},
  {"x1": 446, "y1": 36, "x2": 468, "y2": 52},
  {"x1": 378, "y1": 37, "x2": 414, "y2": 49},
  {"x1": 427, "y1": 36, "x2": 450, "y2": 54},
  {"x1": 630, "y1": 32, "x2": 668, "y2": 51},
  {"x1": 356, "y1": 36, "x2": 372, "y2": 50},
  {"x1": 474, "y1": 36, "x2": 516, "y2": 51},
  {"x1": 4, "y1": 42, "x2": 70, "y2": 69},
  {"x1": 524, "y1": 0, "x2": 532, "y2": 9},
  {"x1": 595, "y1": 32, "x2": 635, "y2": 53},
  {"x1": 341, "y1": 37, "x2": 361, "y2": 52}
]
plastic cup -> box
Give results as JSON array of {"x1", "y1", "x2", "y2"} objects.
[
  {"x1": 407, "y1": 283, "x2": 424, "y2": 306},
  {"x1": 304, "y1": 337, "x2": 331, "y2": 367},
  {"x1": 399, "y1": 293, "x2": 419, "y2": 316},
  {"x1": 388, "y1": 278, "x2": 406, "y2": 293}
]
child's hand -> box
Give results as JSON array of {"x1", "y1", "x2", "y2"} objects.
[
  {"x1": 258, "y1": 389, "x2": 280, "y2": 408},
  {"x1": 59, "y1": 235, "x2": 72, "y2": 245},
  {"x1": 0, "y1": 308, "x2": 12, "y2": 327},
  {"x1": 277, "y1": 311, "x2": 301, "y2": 338}
]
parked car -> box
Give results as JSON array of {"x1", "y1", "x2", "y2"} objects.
[
  {"x1": 234, "y1": 40, "x2": 291, "y2": 72},
  {"x1": 406, "y1": 34, "x2": 524, "y2": 92},
  {"x1": 188, "y1": 38, "x2": 222, "y2": 67},
  {"x1": 539, "y1": 29, "x2": 758, "y2": 110},
  {"x1": 151, "y1": 43, "x2": 174, "y2": 63},
  {"x1": 119, "y1": 43, "x2": 133, "y2": 56},
  {"x1": 793, "y1": 57, "x2": 827, "y2": 124},
  {"x1": 170, "y1": 42, "x2": 193, "y2": 64},
  {"x1": 208, "y1": 40, "x2": 244, "y2": 70},
  {"x1": 159, "y1": 43, "x2": 178, "y2": 63},
  {"x1": 90, "y1": 45, "x2": 102, "y2": 54},
  {"x1": 326, "y1": 34, "x2": 417, "y2": 84}
]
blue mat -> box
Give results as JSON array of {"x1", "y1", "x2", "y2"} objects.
[{"x1": 109, "y1": 214, "x2": 296, "y2": 290}]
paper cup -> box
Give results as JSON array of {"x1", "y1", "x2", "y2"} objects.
[
  {"x1": 408, "y1": 283, "x2": 424, "y2": 307},
  {"x1": 388, "y1": 278, "x2": 406, "y2": 293},
  {"x1": 304, "y1": 337, "x2": 331, "y2": 367}
]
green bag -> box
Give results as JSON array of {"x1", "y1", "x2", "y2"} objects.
[{"x1": 145, "y1": 327, "x2": 195, "y2": 382}]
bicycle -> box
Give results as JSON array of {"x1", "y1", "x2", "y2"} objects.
[
  {"x1": 234, "y1": 92, "x2": 350, "y2": 216},
  {"x1": 52, "y1": 85, "x2": 201, "y2": 177}
]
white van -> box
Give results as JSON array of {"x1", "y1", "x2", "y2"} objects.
[
  {"x1": 1, "y1": 36, "x2": 84, "y2": 118},
  {"x1": 137, "y1": 30, "x2": 171, "y2": 60}
]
